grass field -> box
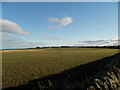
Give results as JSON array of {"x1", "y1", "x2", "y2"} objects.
[{"x1": 2, "y1": 48, "x2": 118, "y2": 89}]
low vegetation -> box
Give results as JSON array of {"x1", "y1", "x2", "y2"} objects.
[{"x1": 2, "y1": 48, "x2": 118, "y2": 89}]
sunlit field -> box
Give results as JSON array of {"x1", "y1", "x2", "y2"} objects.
[{"x1": 2, "y1": 48, "x2": 118, "y2": 89}]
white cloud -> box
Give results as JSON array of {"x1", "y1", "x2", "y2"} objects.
[
  {"x1": 0, "y1": 19, "x2": 29, "y2": 35},
  {"x1": 61, "y1": 17, "x2": 73, "y2": 26},
  {"x1": 48, "y1": 18, "x2": 60, "y2": 22},
  {"x1": 44, "y1": 34, "x2": 63, "y2": 40},
  {"x1": 1, "y1": 36, "x2": 49, "y2": 49},
  {"x1": 72, "y1": 38, "x2": 119, "y2": 46},
  {"x1": 48, "y1": 25, "x2": 61, "y2": 29},
  {"x1": 48, "y1": 17, "x2": 73, "y2": 29},
  {"x1": 0, "y1": 33, "x2": 49, "y2": 49},
  {"x1": 0, "y1": 32, "x2": 12, "y2": 37}
]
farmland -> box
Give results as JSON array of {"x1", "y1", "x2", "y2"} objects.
[{"x1": 2, "y1": 48, "x2": 118, "y2": 89}]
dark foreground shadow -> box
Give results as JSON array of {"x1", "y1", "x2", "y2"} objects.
[{"x1": 2, "y1": 53, "x2": 120, "y2": 90}]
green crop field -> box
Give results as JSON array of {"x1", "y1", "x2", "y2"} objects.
[{"x1": 2, "y1": 48, "x2": 118, "y2": 89}]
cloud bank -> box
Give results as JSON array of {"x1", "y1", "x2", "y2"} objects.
[
  {"x1": 48, "y1": 17, "x2": 73, "y2": 29},
  {"x1": 0, "y1": 32, "x2": 12, "y2": 37},
  {"x1": 0, "y1": 19, "x2": 29, "y2": 35},
  {"x1": 73, "y1": 37, "x2": 119, "y2": 46},
  {"x1": 1, "y1": 36, "x2": 49, "y2": 49},
  {"x1": 1, "y1": 36, "x2": 119, "y2": 49},
  {"x1": 44, "y1": 34, "x2": 63, "y2": 40}
]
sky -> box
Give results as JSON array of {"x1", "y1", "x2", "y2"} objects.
[
  {"x1": 2, "y1": 0, "x2": 120, "y2": 2},
  {"x1": 0, "y1": 2, "x2": 119, "y2": 49}
]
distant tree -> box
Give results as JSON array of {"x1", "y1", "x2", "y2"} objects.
[
  {"x1": 36, "y1": 47, "x2": 40, "y2": 49},
  {"x1": 60, "y1": 46, "x2": 70, "y2": 48}
]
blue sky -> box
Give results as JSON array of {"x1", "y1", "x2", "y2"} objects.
[{"x1": 1, "y1": 2, "x2": 118, "y2": 48}]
